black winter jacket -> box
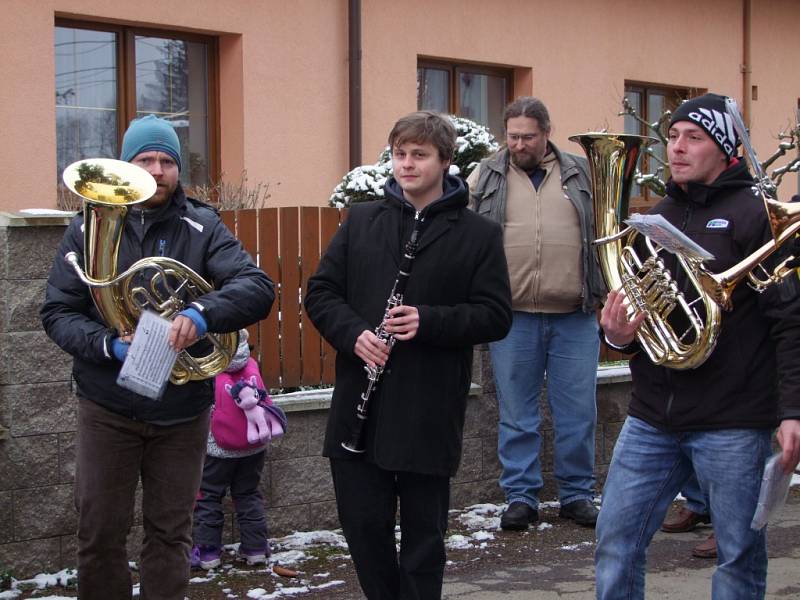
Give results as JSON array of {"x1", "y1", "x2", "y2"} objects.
[
  {"x1": 304, "y1": 175, "x2": 512, "y2": 476},
  {"x1": 626, "y1": 161, "x2": 800, "y2": 430},
  {"x1": 41, "y1": 185, "x2": 274, "y2": 423}
]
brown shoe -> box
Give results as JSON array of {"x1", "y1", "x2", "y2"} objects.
[
  {"x1": 692, "y1": 533, "x2": 717, "y2": 559},
  {"x1": 661, "y1": 507, "x2": 711, "y2": 533}
]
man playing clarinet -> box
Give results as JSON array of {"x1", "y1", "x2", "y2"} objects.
[{"x1": 304, "y1": 111, "x2": 512, "y2": 600}]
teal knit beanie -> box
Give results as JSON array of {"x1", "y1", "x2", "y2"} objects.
[{"x1": 120, "y1": 115, "x2": 182, "y2": 171}]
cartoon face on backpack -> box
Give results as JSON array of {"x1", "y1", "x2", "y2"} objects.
[
  {"x1": 212, "y1": 358, "x2": 287, "y2": 451},
  {"x1": 225, "y1": 376, "x2": 272, "y2": 445}
]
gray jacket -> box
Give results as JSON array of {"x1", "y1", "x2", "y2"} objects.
[{"x1": 469, "y1": 143, "x2": 605, "y2": 313}]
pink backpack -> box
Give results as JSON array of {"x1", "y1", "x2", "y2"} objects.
[{"x1": 211, "y1": 358, "x2": 286, "y2": 451}]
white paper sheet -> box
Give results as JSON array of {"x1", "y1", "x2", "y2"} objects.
[
  {"x1": 625, "y1": 213, "x2": 715, "y2": 261},
  {"x1": 116, "y1": 310, "x2": 179, "y2": 400},
  {"x1": 751, "y1": 452, "x2": 793, "y2": 530}
]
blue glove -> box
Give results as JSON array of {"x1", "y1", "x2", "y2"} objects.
[
  {"x1": 111, "y1": 337, "x2": 130, "y2": 362},
  {"x1": 178, "y1": 307, "x2": 208, "y2": 338}
]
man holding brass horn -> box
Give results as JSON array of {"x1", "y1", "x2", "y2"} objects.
[
  {"x1": 595, "y1": 93, "x2": 800, "y2": 599},
  {"x1": 41, "y1": 115, "x2": 274, "y2": 600},
  {"x1": 305, "y1": 111, "x2": 511, "y2": 600}
]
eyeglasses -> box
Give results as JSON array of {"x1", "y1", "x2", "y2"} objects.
[{"x1": 506, "y1": 133, "x2": 538, "y2": 143}]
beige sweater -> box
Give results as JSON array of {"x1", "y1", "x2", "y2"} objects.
[{"x1": 470, "y1": 152, "x2": 584, "y2": 313}]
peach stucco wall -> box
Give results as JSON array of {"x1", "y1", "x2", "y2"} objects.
[
  {"x1": 361, "y1": 0, "x2": 800, "y2": 180},
  {"x1": 3, "y1": 0, "x2": 349, "y2": 211},
  {"x1": 2, "y1": 0, "x2": 800, "y2": 212}
]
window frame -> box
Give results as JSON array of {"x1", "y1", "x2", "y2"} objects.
[
  {"x1": 418, "y1": 57, "x2": 513, "y2": 136},
  {"x1": 55, "y1": 17, "x2": 220, "y2": 186}
]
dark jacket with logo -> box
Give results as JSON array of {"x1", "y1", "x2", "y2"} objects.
[
  {"x1": 41, "y1": 185, "x2": 274, "y2": 423},
  {"x1": 304, "y1": 175, "x2": 512, "y2": 476},
  {"x1": 468, "y1": 144, "x2": 606, "y2": 313},
  {"x1": 625, "y1": 160, "x2": 800, "y2": 430}
]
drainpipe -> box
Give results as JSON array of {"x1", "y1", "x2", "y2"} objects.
[
  {"x1": 348, "y1": 0, "x2": 362, "y2": 169},
  {"x1": 742, "y1": 0, "x2": 752, "y2": 127}
]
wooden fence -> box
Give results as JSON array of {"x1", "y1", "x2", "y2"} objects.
[
  {"x1": 221, "y1": 206, "x2": 347, "y2": 389},
  {"x1": 221, "y1": 206, "x2": 625, "y2": 390}
]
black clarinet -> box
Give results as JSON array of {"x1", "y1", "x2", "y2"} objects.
[{"x1": 341, "y1": 212, "x2": 426, "y2": 453}]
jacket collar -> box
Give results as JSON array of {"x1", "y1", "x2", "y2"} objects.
[
  {"x1": 382, "y1": 174, "x2": 468, "y2": 216},
  {"x1": 379, "y1": 175, "x2": 468, "y2": 262},
  {"x1": 126, "y1": 183, "x2": 188, "y2": 241},
  {"x1": 666, "y1": 159, "x2": 754, "y2": 206}
]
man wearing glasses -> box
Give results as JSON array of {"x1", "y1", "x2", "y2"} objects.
[{"x1": 468, "y1": 96, "x2": 605, "y2": 530}]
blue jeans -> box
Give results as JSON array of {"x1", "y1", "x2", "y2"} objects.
[
  {"x1": 491, "y1": 310, "x2": 599, "y2": 508},
  {"x1": 596, "y1": 416, "x2": 771, "y2": 600},
  {"x1": 681, "y1": 473, "x2": 709, "y2": 515}
]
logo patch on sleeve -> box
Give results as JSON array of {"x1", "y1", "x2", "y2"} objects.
[{"x1": 706, "y1": 218, "x2": 729, "y2": 229}]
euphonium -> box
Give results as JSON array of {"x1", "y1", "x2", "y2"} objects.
[
  {"x1": 569, "y1": 133, "x2": 722, "y2": 370},
  {"x1": 61, "y1": 158, "x2": 238, "y2": 385}
]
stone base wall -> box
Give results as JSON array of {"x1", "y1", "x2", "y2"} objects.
[{"x1": 0, "y1": 215, "x2": 632, "y2": 579}]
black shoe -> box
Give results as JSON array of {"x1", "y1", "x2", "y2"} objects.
[
  {"x1": 559, "y1": 499, "x2": 599, "y2": 527},
  {"x1": 500, "y1": 501, "x2": 539, "y2": 531}
]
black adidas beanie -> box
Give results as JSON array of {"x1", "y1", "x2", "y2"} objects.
[{"x1": 669, "y1": 93, "x2": 739, "y2": 159}]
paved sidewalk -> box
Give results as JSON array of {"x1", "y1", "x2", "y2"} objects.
[{"x1": 442, "y1": 494, "x2": 800, "y2": 599}]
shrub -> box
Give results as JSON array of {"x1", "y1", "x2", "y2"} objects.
[
  {"x1": 450, "y1": 115, "x2": 500, "y2": 178},
  {"x1": 329, "y1": 163, "x2": 391, "y2": 209}
]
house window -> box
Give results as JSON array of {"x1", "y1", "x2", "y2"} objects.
[
  {"x1": 55, "y1": 20, "x2": 217, "y2": 190},
  {"x1": 623, "y1": 83, "x2": 698, "y2": 209},
  {"x1": 417, "y1": 59, "x2": 511, "y2": 138}
]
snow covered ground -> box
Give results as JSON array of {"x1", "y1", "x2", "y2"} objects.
[
  {"x1": 3, "y1": 474, "x2": 799, "y2": 600},
  {"x1": 0, "y1": 502, "x2": 550, "y2": 600}
]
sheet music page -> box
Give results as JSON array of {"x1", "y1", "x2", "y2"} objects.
[
  {"x1": 116, "y1": 310, "x2": 179, "y2": 400},
  {"x1": 625, "y1": 213, "x2": 715, "y2": 261},
  {"x1": 750, "y1": 453, "x2": 793, "y2": 530}
]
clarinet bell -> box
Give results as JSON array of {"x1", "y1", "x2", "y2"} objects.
[{"x1": 341, "y1": 414, "x2": 368, "y2": 453}]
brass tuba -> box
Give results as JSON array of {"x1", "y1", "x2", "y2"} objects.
[
  {"x1": 62, "y1": 158, "x2": 238, "y2": 385},
  {"x1": 569, "y1": 134, "x2": 722, "y2": 370}
]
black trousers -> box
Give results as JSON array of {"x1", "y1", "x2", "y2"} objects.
[{"x1": 330, "y1": 458, "x2": 450, "y2": 600}]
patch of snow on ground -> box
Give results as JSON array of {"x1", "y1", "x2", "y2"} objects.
[
  {"x1": 560, "y1": 541, "x2": 594, "y2": 551},
  {"x1": 268, "y1": 550, "x2": 308, "y2": 565},
  {"x1": 276, "y1": 530, "x2": 348, "y2": 550},
  {"x1": 445, "y1": 534, "x2": 471, "y2": 550},
  {"x1": 0, "y1": 569, "x2": 78, "y2": 599},
  {"x1": 457, "y1": 503, "x2": 504, "y2": 530},
  {"x1": 245, "y1": 578, "x2": 344, "y2": 599},
  {"x1": 310, "y1": 580, "x2": 345, "y2": 590}
]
